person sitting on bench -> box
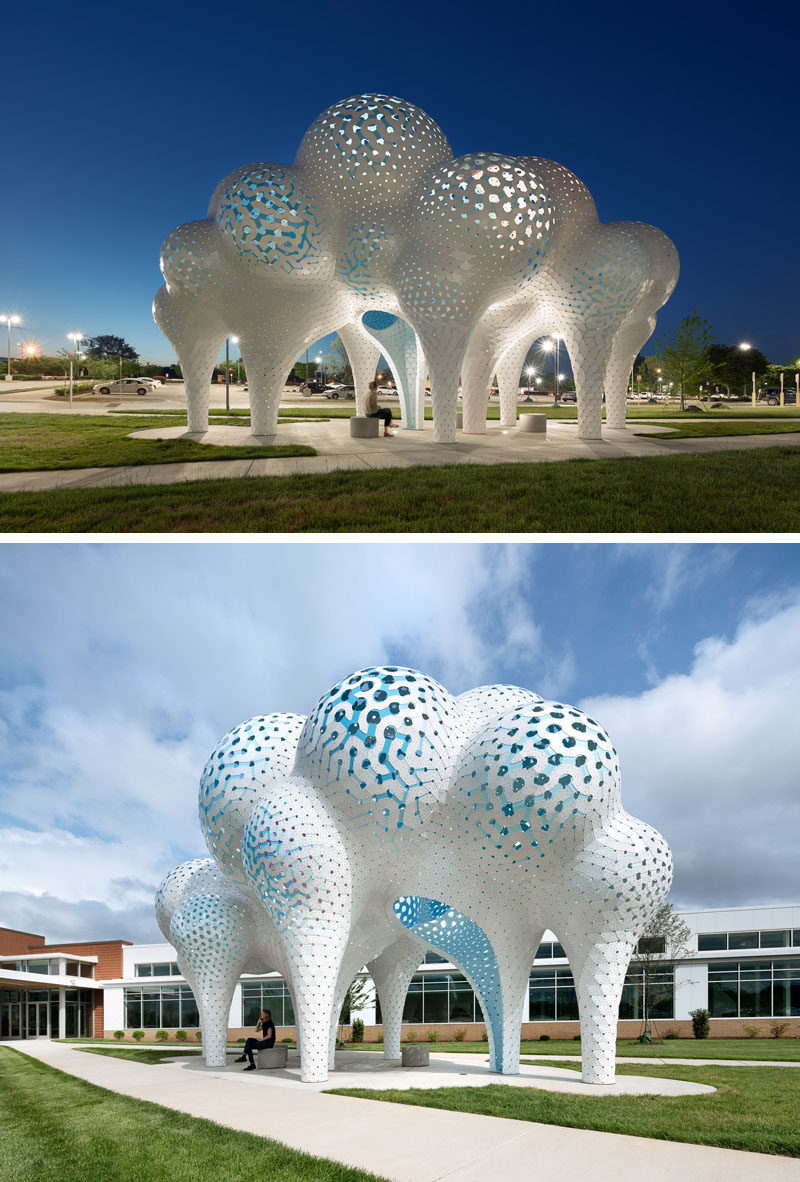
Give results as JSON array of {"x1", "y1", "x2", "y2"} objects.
[
  {"x1": 365, "y1": 380, "x2": 394, "y2": 436},
  {"x1": 235, "y1": 1009, "x2": 275, "y2": 1071}
]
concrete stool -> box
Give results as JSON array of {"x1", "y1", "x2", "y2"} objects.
[
  {"x1": 519, "y1": 413, "x2": 547, "y2": 434},
  {"x1": 350, "y1": 416, "x2": 381, "y2": 438},
  {"x1": 401, "y1": 1045, "x2": 430, "y2": 1067},
  {"x1": 255, "y1": 1044, "x2": 289, "y2": 1069}
]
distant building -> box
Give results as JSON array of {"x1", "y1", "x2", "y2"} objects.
[{"x1": 3, "y1": 904, "x2": 799, "y2": 1041}]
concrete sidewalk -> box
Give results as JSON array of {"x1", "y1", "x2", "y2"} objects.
[
  {"x1": 2, "y1": 417, "x2": 800, "y2": 495},
  {"x1": 11, "y1": 1041, "x2": 800, "y2": 1181}
]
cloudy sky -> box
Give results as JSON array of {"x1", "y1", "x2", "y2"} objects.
[{"x1": 1, "y1": 542, "x2": 798, "y2": 945}]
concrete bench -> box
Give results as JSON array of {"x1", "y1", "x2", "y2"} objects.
[
  {"x1": 519, "y1": 413, "x2": 547, "y2": 434},
  {"x1": 350, "y1": 416, "x2": 381, "y2": 439},
  {"x1": 255, "y1": 1044, "x2": 289, "y2": 1069},
  {"x1": 401, "y1": 1045, "x2": 430, "y2": 1067}
]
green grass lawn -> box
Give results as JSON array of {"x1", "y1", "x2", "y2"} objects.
[
  {"x1": 2, "y1": 447, "x2": 799, "y2": 533},
  {"x1": 80, "y1": 1046, "x2": 203, "y2": 1064},
  {"x1": 0, "y1": 1046, "x2": 385, "y2": 1182},
  {"x1": 638, "y1": 420, "x2": 800, "y2": 439},
  {"x1": 352, "y1": 1037, "x2": 800, "y2": 1060},
  {"x1": 329, "y1": 1063, "x2": 800, "y2": 1158},
  {"x1": 0, "y1": 413, "x2": 314, "y2": 472}
]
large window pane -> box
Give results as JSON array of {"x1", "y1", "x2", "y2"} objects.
[
  {"x1": 556, "y1": 985, "x2": 579, "y2": 1021},
  {"x1": 709, "y1": 980, "x2": 738, "y2": 1017},
  {"x1": 423, "y1": 975, "x2": 449, "y2": 1023},
  {"x1": 282, "y1": 986, "x2": 295, "y2": 1027},
  {"x1": 619, "y1": 981, "x2": 642, "y2": 1020},
  {"x1": 729, "y1": 931, "x2": 758, "y2": 950},
  {"x1": 535, "y1": 943, "x2": 553, "y2": 960},
  {"x1": 242, "y1": 984, "x2": 263, "y2": 1027},
  {"x1": 263, "y1": 982, "x2": 285, "y2": 1026},
  {"x1": 528, "y1": 986, "x2": 556, "y2": 1021},
  {"x1": 698, "y1": 933, "x2": 727, "y2": 951},
  {"x1": 160, "y1": 987, "x2": 180, "y2": 1027},
  {"x1": 760, "y1": 930, "x2": 790, "y2": 948},
  {"x1": 179, "y1": 987, "x2": 199, "y2": 1027},
  {"x1": 125, "y1": 990, "x2": 142, "y2": 1028},
  {"x1": 402, "y1": 976, "x2": 423, "y2": 1023},
  {"x1": 152, "y1": 964, "x2": 171, "y2": 977},
  {"x1": 135, "y1": 965, "x2": 152, "y2": 977},
  {"x1": 142, "y1": 990, "x2": 160, "y2": 1028},
  {"x1": 448, "y1": 977, "x2": 475, "y2": 1022}
]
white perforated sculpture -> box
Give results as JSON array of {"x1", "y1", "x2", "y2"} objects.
[
  {"x1": 156, "y1": 668, "x2": 672, "y2": 1085},
  {"x1": 154, "y1": 94, "x2": 678, "y2": 443}
]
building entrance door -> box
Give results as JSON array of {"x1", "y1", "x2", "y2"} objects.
[
  {"x1": 26, "y1": 1000, "x2": 49, "y2": 1037},
  {"x1": 1, "y1": 1001, "x2": 22, "y2": 1039}
]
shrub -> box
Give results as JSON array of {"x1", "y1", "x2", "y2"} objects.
[
  {"x1": 742, "y1": 1024, "x2": 760, "y2": 1039},
  {"x1": 113, "y1": 1030, "x2": 125, "y2": 1041},
  {"x1": 573, "y1": 1033, "x2": 581, "y2": 1041},
  {"x1": 174, "y1": 1030, "x2": 187, "y2": 1042},
  {"x1": 281, "y1": 1037, "x2": 294, "y2": 1045},
  {"x1": 638, "y1": 1031, "x2": 652, "y2": 1044},
  {"x1": 132, "y1": 1030, "x2": 145, "y2": 1042},
  {"x1": 405, "y1": 1030, "x2": 417, "y2": 1043},
  {"x1": 711, "y1": 402, "x2": 725, "y2": 409},
  {"x1": 538, "y1": 1033, "x2": 551, "y2": 1042},
  {"x1": 664, "y1": 1030, "x2": 679, "y2": 1040},
  {"x1": 234, "y1": 1037, "x2": 246, "y2": 1045},
  {"x1": 689, "y1": 1008, "x2": 710, "y2": 1039},
  {"x1": 352, "y1": 1018, "x2": 364, "y2": 1044},
  {"x1": 375, "y1": 1033, "x2": 383, "y2": 1044},
  {"x1": 685, "y1": 404, "x2": 703, "y2": 413},
  {"x1": 155, "y1": 1030, "x2": 169, "y2": 1043},
  {"x1": 771, "y1": 1022, "x2": 789, "y2": 1039},
  {"x1": 480, "y1": 1027, "x2": 488, "y2": 1042},
  {"x1": 453, "y1": 1029, "x2": 466, "y2": 1042},
  {"x1": 427, "y1": 1030, "x2": 438, "y2": 1043},
  {"x1": 53, "y1": 382, "x2": 95, "y2": 396},
  {"x1": 194, "y1": 1030, "x2": 202, "y2": 1042}
]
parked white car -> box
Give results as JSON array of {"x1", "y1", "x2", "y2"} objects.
[{"x1": 92, "y1": 378, "x2": 158, "y2": 396}]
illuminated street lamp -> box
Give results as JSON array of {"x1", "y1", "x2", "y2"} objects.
[
  {"x1": 738, "y1": 341, "x2": 756, "y2": 404},
  {"x1": 230, "y1": 335, "x2": 240, "y2": 385},
  {"x1": 1, "y1": 314, "x2": 21, "y2": 379},
  {"x1": 524, "y1": 364, "x2": 536, "y2": 402},
  {"x1": 67, "y1": 332, "x2": 84, "y2": 408}
]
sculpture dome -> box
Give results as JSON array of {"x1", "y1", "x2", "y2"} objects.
[{"x1": 295, "y1": 93, "x2": 452, "y2": 208}]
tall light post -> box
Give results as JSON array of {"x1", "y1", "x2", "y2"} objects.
[
  {"x1": 67, "y1": 332, "x2": 83, "y2": 409},
  {"x1": 525, "y1": 365, "x2": 535, "y2": 402},
  {"x1": 1, "y1": 314, "x2": 21, "y2": 380},
  {"x1": 224, "y1": 337, "x2": 233, "y2": 411},
  {"x1": 738, "y1": 342, "x2": 753, "y2": 404},
  {"x1": 230, "y1": 335, "x2": 240, "y2": 387}
]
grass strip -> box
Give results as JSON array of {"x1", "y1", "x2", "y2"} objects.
[
  {"x1": 637, "y1": 421, "x2": 800, "y2": 439},
  {"x1": 352, "y1": 1037, "x2": 800, "y2": 1060},
  {"x1": 2, "y1": 447, "x2": 799, "y2": 533},
  {"x1": 0, "y1": 1046, "x2": 384, "y2": 1182},
  {"x1": 79, "y1": 1047, "x2": 203, "y2": 1064},
  {"x1": 329, "y1": 1064, "x2": 800, "y2": 1158},
  {"x1": 0, "y1": 413, "x2": 314, "y2": 472}
]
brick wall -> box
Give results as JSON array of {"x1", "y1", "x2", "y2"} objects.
[
  {"x1": 36, "y1": 939, "x2": 131, "y2": 1037},
  {"x1": 0, "y1": 927, "x2": 45, "y2": 955}
]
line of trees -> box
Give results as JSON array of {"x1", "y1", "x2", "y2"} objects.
[{"x1": 647, "y1": 312, "x2": 797, "y2": 409}]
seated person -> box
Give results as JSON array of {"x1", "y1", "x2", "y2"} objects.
[
  {"x1": 365, "y1": 380, "x2": 394, "y2": 436},
  {"x1": 234, "y1": 1008, "x2": 276, "y2": 1071}
]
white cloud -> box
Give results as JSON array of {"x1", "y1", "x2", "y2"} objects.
[{"x1": 581, "y1": 594, "x2": 800, "y2": 907}]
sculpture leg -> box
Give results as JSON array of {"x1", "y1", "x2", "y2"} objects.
[
  {"x1": 496, "y1": 337, "x2": 532, "y2": 429},
  {"x1": 567, "y1": 937, "x2": 635, "y2": 1084},
  {"x1": 486, "y1": 930, "x2": 539, "y2": 1074},
  {"x1": 368, "y1": 936, "x2": 427, "y2": 1060},
  {"x1": 566, "y1": 329, "x2": 614, "y2": 440},
  {"x1": 153, "y1": 285, "x2": 227, "y2": 433},
  {"x1": 338, "y1": 321, "x2": 381, "y2": 416},
  {"x1": 417, "y1": 325, "x2": 470, "y2": 444},
  {"x1": 170, "y1": 894, "x2": 252, "y2": 1068},
  {"x1": 460, "y1": 324, "x2": 496, "y2": 435},
  {"x1": 604, "y1": 317, "x2": 655, "y2": 430}
]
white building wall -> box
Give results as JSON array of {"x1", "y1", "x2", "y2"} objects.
[
  {"x1": 104, "y1": 983, "x2": 125, "y2": 1030},
  {"x1": 674, "y1": 962, "x2": 707, "y2": 1020}
]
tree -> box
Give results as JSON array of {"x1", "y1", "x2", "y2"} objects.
[
  {"x1": 654, "y1": 311, "x2": 714, "y2": 410},
  {"x1": 337, "y1": 974, "x2": 372, "y2": 1046},
  {"x1": 324, "y1": 334, "x2": 354, "y2": 384},
  {"x1": 632, "y1": 903, "x2": 691, "y2": 1039},
  {"x1": 85, "y1": 335, "x2": 139, "y2": 361},
  {"x1": 708, "y1": 344, "x2": 769, "y2": 397}
]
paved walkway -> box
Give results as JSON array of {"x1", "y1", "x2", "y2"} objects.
[
  {"x1": 3, "y1": 417, "x2": 800, "y2": 495},
  {"x1": 10, "y1": 1041, "x2": 800, "y2": 1181}
]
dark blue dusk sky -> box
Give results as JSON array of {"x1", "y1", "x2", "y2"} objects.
[{"x1": 3, "y1": 0, "x2": 798, "y2": 366}]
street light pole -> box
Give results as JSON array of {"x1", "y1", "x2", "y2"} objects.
[
  {"x1": 554, "y1": 336, "x2": 561, "y2": 404},
  {"x1": 1, "y1": 314, "x2": 21, "y2": 379},
  {"x1": 231, "y1": 336, "x2": 240, "y2": 385},
  {"x1": 67, "y1": 332, "x2": 83, "y2": 409},
  {"x1": 225, "y1": 337, "x2": 230, "y2": 412}
]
